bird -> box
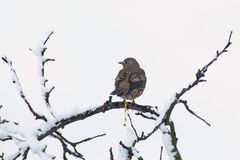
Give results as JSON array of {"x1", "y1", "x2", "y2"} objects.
[{"x1": 111, "y1": 57, "x2": 147, "y2": 126}]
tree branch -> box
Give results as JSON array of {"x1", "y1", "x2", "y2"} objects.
[
  {"x1": 0, "y1": 31, "x2": 233, "y2": 160},
  {"x1": 134, "y1": 31, "x2": 233, "y2": 143},
  {"x1": 127, "y1": 113, "x2": 140, "y2": 140},
  {"x1": 38, "y1": 100, "x2": 159, "y2": 141},
  {"x1": 178, "y1": 99, "x2": 211, "y2": 126},
  {"x1": 29, "y1": 31, "x2": 56, "y2": 118},
  {"x1": 1, "y1": 56, "x2": 47, "y2": 122},
  {"x1": 50, "y1": 131, "x2": 106, "y2": 159},
  {"x1": 0, "y1": 152, "x2": 21, "y2": 160},
  {"x1": 109, "y1": 148, "x2": 114, "y2": 160},
  {"x1": 160, "y1": 122, "x2": 182, "y2": 160},
  {"x1": 51, "y1": 133, "x2": 84, "y2": 160},
  {"x1": 73, "y1": 133, "x2": 106, "y2": 145},
  {"x1": 159, "y1": 146, "x2": 163, "y2": 160},
  {"x1": 119, "y1": 141, "x2": 143, "y2": 160}
]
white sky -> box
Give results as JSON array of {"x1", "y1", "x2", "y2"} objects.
[{"x1": 0, "y1": 0, "x2": 240, "y2": 159}]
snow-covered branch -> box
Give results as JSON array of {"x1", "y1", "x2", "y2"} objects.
[
  {"x1": 29, "y1": 31, "x2": 56, "y2": 118},
  {"x1": 160, "y1": 122, "x2": 181, "y2": 160},
  {"x1": 37, "y1": 100, "x2": 159, "y2": 141},
  {"x1": 1, "y1": 56, "x2": 47, "y2": 121},
  {"x1": 119, "y1": 141, "x2": 143, "y2": 160},
  {"x1": 0, "y1": 31, "x2": 233, "y2": 160}
]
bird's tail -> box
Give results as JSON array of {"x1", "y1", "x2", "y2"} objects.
[
  {"x1": 110, "y1": 90, "x2": 118, "y2": 95},
  {"x1": 110, "y1": 89, "x2": 125, "y2": 96}
]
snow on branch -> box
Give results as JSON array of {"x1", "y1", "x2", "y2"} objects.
[
  {"x1": 29, "y1": 31, "x2": 56, "y2": 118},
  {"x1": 0, "y1": 114, "x2": 55, "y2": 160},
  {"x1": 1, "y1": 56, "x2": 47, "y2": 121},
  {"x1": 37, "y1": 100, "x2": 159, "y2": 141},
  {"x1": 0, "y1": 31, "x2": 159, "y2": 159},
  {"x1": 160, "y1": 122, "x2": 181, "y2": 160},
  {"x1": 0, "y1": 31, "x2": 233, "y2": 160}
]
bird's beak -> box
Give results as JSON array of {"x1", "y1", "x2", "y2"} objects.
[{"x1": 118, "y1": 61, "x2": 125, "y2": 65}]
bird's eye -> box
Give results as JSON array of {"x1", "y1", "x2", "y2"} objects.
[{"x1": 125, "y1": 61, "x2": 128, "y2": 64}]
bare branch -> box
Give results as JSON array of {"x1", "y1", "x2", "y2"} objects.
[
  {"x1": 51, "y1": 131, "x2": 105, "y2": 159},
  {"x1": 0, "y1": 137, "x2": 12, "y2": 142},
  {"x1": 73, "y1": 133, "x2": 106, "y2": 145},
  {"x1": 178, "y1": 99, "x2": 211, "y2": 126},
  {"x1": 51, "y1": 133, "x2": 84, "y2": 160},
  {"x1": 43, "y1": 58, "x2": 55, "y2": 65},
  {"x1": 159, "y1": 146, "x2": 163, "y2": 160},
  {"x1": 54, "y1": 131, "x2": 106, "y2": 146},
  {"x1": 43, "y1": 31, "x2": 54, "y2": 45},
  {"x1": 109, "y1": 148, "x2": 114, "y2": 160},
  {"x1": 127, "y1": 113, "x2": 140, "y2": 139},
  {"x1": 135, "y1": 112, "x2": 157, "y2": 120}
]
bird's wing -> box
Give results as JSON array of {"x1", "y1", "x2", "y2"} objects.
[
  {"x1": 127, "y1": 69, "x2": 146, "y2": 99},
  {"x1": 129, "y1": 69, "x2": 146, "y2": 84},
  {"x1": 111, "y1": 69, "x2": 130, "y2": 95}
]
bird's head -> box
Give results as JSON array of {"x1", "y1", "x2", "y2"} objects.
[{"x1": 119, "y1": 57, "x2": 140, "y2": 69}]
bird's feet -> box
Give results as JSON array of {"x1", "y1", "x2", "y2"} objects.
[
  {"x1": 131, "y1": 99, "x2": 136, "y2": 107},
  {"x1": 102, "y1": 96, "x2": 112, "y2": 113}
]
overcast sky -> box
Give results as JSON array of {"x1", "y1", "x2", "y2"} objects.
[{"x1": 0, "y1": 0, "x2": 240, "y2": 159}]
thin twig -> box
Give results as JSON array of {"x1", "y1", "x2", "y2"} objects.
[
  {"x1": 51, "y1": 131, "x2": 106, "y2": 159},
  {"x1": 160, "y1": 146, "x2": 163, "y2": 160},
  {"x1": 43, "y1": 31, "x2": 54, "y2": 45},
  {"x1": 51, "y1": 133, "x2": 84, "y2": 160},
  {"x1": 127, "y1": 113, "x2": 140, "y2": 139},
  {"x1": 109, "y1": 148, "x2": 114, "y2": 160},
  {"x1": 135, "y1": 112, "x2": 157, "y2": 120},
  {"x1": 0, "y1": 137, "x2": 12, "y2": 142},
  {"x1": 73, "y1": 133, "x2": 106, "y2": 145},
  {"x1": 178, "y1": 99, "x2": 211, "y2": 126}
]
